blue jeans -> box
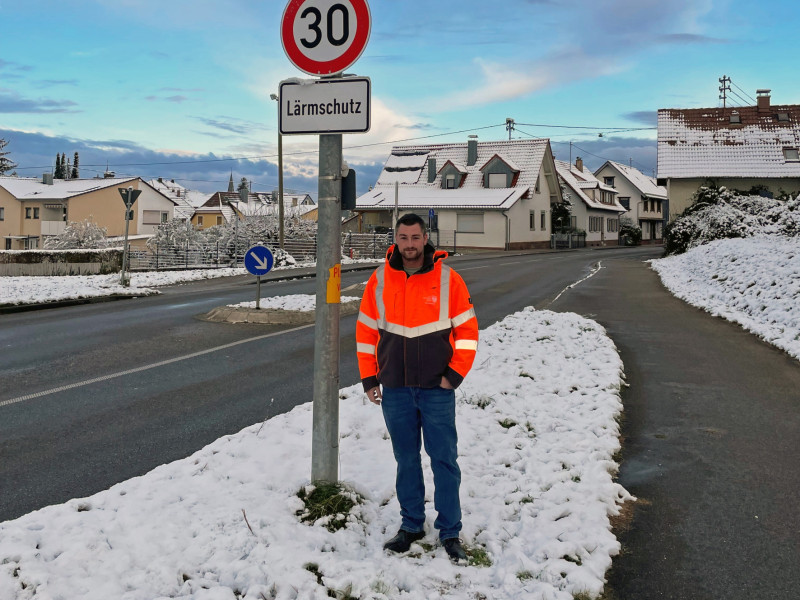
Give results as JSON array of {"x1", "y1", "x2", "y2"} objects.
[{"x1": 381, "y1": 386, "x2": 462, "y2": 540}]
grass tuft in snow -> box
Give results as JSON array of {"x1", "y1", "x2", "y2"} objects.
[
  {"x1": 296, "y1": 482, "x2": 363, "y2": 533},
  {"x1": 464, "y1": 543, "x2": 493, "y2": 567}
]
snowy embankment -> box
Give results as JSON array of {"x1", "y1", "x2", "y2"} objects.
[
  {"x1": 0, "y1": 256, "x2": 380, "y2": 307},
  {"x1": 651, "y1": 236, "x2": 800, "y2": 361},
  {"x1": 0, "y1": 308, "x2": 631, "y2": 600}
]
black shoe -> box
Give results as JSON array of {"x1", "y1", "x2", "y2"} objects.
[
  {"x1": 443, "y1": 538, "x2": 467, "y2": 564},
  {"x1": 383, "y1": 529, "x2": 425, "y2": 553}
]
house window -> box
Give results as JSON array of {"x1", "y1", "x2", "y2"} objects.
[
  {"x1": 445, "y1": 174, "x2": 456, "y2": 189},
  {"x1": 34, "y1": 208, "x2": 39, "y2": 219},
  {"x1": 783, "y1": 147, "x2": 800, "y2": 161},
  {"x1": 570, "y1": 216, "x2": 577, "y2": 229},
  {"x1": 457, "y1": 213, "x2": 484, "y2": 233},
  {"x1": 25, "y1": 207, "x2": 32, "y2": 219},
  {"x1": 530, "y1": 211, "x2": 536, "y2": 230},
  {"x1": 604, "y1": 176, "x2": 615, "y2": 187},
  {"x1": 197, "y1": 216, "x2": 204, "y2": 226},
  {"x1": 216, "y1": 216, "x2": 223, "y2": 225},
  {"x1": 5, "y1": 239, "x2": 10, "y2": 250},
  {"x1": 618, "y1": 196, "x2": 630, "y2": 210},
  {"x1": 777, "y1": 112, "x2": 790, "y2": 122},
  {"x1": 487, "y1": 173, "x2": 506, "y2": 188},
  {"x1": 657, "y1": 200, "x2": 662, "y2": 213},
  {"x1": 161, "y1": 212, "x2": 169, "y2": 223},
  {"x1": 730, "y1": 111, "x2": 741, "y2": 124},
  {"x1": 535, "y1": 175, "x2": 540, "y2": 194},
  {"x1": 540, "y1": 210, "x2": 546, "y2": 230},
  {"x1": 0, "y1": 207, "x2": 4, "y2": 221}
]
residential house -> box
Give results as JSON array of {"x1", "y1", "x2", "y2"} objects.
[
  {"x1": 594, "y1": 160, "x2": 667, "y2": 243},
  {"x1": 555, "y1": 158, "x2": 626, "y2": 246},
  {"x1": 192, "y1": 188, "x2": 316, "y2": 229},
  {"x1": 148, "y1": 178, "x2": 211, "y2": 221},
  {"x1": 0, "y1": 175, "x2": 176, "y2": 250},
  {"x1": 657, "y1": 89, "x2": 800, "y2": 220},
  {"x1": 354, "y1": 138, "x2": 563, "y2": 250}
]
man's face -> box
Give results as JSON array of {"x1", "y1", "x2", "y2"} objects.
[{"x1": 396, "y1": 223, "x2": 427, "y2": 266}]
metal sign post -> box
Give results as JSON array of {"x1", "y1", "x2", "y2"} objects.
[
  {"x1": 244, "y1": 245, "x2": 275, "y2": 309},
  {"x1": 280, "y1": 0, "x2": 371, "y2": 484},
  {"x1": 117, "y1": 186, "x2": 142, "y2": 287}
]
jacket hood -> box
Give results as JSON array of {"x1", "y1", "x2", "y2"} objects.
[{"x1": 386, "y1": 242, "x2": 447, "y2": 272}]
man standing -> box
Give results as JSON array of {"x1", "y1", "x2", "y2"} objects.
[{"x1": 356, "y1": 213, "x2": 479, "y2": 563}]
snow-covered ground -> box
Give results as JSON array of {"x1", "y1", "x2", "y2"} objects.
[
  {"x1": 651, "y1": 236, "x2": 800, "y2": 361},
  {"x1": 0, "y1": 307, "x2": 630, "y2": 600},
  {"x1": 0, "y1": 257, "x2": 380, "y2": 307}
]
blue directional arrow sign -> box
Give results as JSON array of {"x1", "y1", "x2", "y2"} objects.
[{"x1": 244, "y1": 245, "x2": 274, "y2": 276}]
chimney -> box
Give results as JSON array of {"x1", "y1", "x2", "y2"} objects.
[
  {"x1": 427, "y1": 156, "x2": 437, "y2": 183},
  {"x1": 239, "y1": 186, "x2": 248, "y2": 203},
  {"x1": 757, "y1": 89, "x2": 771, "y2": 111},
  {"x1": 158, "y1": 177, "x2": 163, "y2": 183},
  {"x1": 42, "y1": 173, "x2": 54, "y2": 185},
  {"x1": 467, "y1": 135, "x2": 478, "y2": 167},
  {"x1": 575, "y1": 156, "x2": 583, "y2": 172}
]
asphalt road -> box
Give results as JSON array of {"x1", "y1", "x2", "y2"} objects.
[
  {"x1": 1, "y1": 247, "x2": 631, "y2": 522},
  {"x1": 553, "y1": 250, "x2": 800, "y2": 600}
]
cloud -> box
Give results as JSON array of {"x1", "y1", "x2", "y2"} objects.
[
  {"x1": 0, "y1": 89, "x2": 80, "y2": 114},
  {"x1": 34, "y1": 79, "x2": 79, "y2": 88},
  {"x1": 550, "y1": 135, "x2": 657, "y2": 177},
  {"x1": 193, "y1": 116, "x2": 270, "y2": 136},
  {"x1": 656, "y1": 33, "x2": 730, "y2": 44},
  {"x1": 623, "y1": 111, "x2": 658, "y2": 126}
]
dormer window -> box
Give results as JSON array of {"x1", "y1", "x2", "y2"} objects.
[
  {"x1": 487, "y1": 173, "x2": 507, "y2": 188},
  {"x1": 783, "y1": 147, "x2": 800, "y2": 161},
  {"x1": 777, "y1": 112, "x2": 790, "y2": 122},
  {"x1": 730, "y1": 111, "x2": 741, "y2": 124}
]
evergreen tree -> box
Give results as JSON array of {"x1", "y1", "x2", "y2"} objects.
[
  {"x1": 72, "y1": 152, "x2": 80, "y2": 179},
  {"x1": 0, "y1": 138, "x2": 18, "y2": 175},
  {"x1": 55, "y1": 153, "x2": 64, "y2": 178},
  {"x1": 237, "y1": 177, "x2": 249, "y2": 192}
]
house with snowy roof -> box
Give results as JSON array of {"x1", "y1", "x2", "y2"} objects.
[
  {"x1": 594, "y1": 160, "x2": 667, "y2": 243},
  {"x1": 555, "y1": 158, "x2": 626, "y2": 247},
  {"x1": 148, "y1": 178, "x2": 211, "y2": 221},
  {"x1": 0, "y1": 174, "x2": 176, "y2": 250},
  {"x1": 657, "y1": 90, "x2": 800, "y2": 219},
  {"x1": 354, "y1": 137, "x2": 563, "y2": 250}
]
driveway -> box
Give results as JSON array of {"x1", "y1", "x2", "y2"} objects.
[{"x1": 553, "y1": 249, "x2": 800, "y2": 600}]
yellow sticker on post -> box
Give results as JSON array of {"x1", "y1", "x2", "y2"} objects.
[{"x1": 326, "y1": 264, "x2": 341, "y2": 303}]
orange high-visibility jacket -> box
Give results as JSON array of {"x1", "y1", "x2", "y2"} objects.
[{"x1": 356, "y1": 244, "x2": 479, "y2": 391}]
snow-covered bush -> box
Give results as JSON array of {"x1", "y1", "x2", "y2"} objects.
[
  {"x1": 43, "y1": 218, "x2": 109, "y2": 249},
  {"x1": 663, "y1": 186, "x2": 800, "y2": 255}
]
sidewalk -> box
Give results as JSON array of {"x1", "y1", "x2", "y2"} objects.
[{"x1": 553, "y1": 251, "x2": 800, "y2": 600}]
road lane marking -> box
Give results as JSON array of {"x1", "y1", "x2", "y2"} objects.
[
  {"x1": 549, "y1": 261, "x2": 603, "y2": 306},
  {"x1": 0, "y1": 323, "x2": 316, "y2": 409}
]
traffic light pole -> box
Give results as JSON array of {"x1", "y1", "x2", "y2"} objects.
[{"x1": 311, "y1": 132, "x2": 342, "y2": 483}]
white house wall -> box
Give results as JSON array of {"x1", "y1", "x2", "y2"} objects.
[{"x1": 136, "y1": 188, "x2": 175, "y2": 235}]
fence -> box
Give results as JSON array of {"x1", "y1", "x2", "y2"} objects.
[
  {"x1": 129, "y1": 232, "x2": 396, "y2": 271},
  {"x1": 550, "y1": 232, "x2": 587, "y2": 250}
]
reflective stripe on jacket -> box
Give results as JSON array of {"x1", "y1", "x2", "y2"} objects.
[{"x1": 356, "y1": 243, "x2": 478, "y2": 391}]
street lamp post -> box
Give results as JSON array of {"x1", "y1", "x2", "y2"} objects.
[{"x1": 269, "y1": 93, "x2": 285, "y2": 250}]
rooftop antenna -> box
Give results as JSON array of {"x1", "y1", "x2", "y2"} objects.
[{"x1": 719, "y1": 75, "x2": 731, "y2": 109}]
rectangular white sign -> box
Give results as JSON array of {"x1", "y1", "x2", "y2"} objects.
[{"x1": 278, "y1": 77, "x2": 371, "y2": 135}]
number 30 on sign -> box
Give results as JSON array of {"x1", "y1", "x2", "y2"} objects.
[{"x1": 281, "y1": 0, "x2": 371, "y2": 76}]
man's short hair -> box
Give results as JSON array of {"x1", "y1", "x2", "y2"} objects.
[{"x1": 395, "y1": 213, "x2": 427, "y2": 233}]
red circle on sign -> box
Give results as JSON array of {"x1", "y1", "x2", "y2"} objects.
[{"x1": 281, "y1": 0, "x2": 371, "y2": 75}]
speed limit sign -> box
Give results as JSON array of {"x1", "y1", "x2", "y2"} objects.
[{"x1": 281, "y1": 0, "x2": 371, "y2": 76}]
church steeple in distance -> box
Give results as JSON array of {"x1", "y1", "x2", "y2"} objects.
[{"x1": 228, "y1": 172, "x2": 235, "y2": 193}]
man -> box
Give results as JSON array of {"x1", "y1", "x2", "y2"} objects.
[{"x1": 356, "y1": 213, "x2": 479, "y2": 564}]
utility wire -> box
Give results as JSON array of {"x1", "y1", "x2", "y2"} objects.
[{"x1": 731, "y1": 81, "x2": 757, "y2": 104}]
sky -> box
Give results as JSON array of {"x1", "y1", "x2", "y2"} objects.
[{"x1": 1, "y1": 0, "x2": 798, "y2": 198}]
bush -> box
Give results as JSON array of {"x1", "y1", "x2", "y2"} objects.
[{"x1": 663, "y1": 185, "x2": 800, "y2": 255}]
